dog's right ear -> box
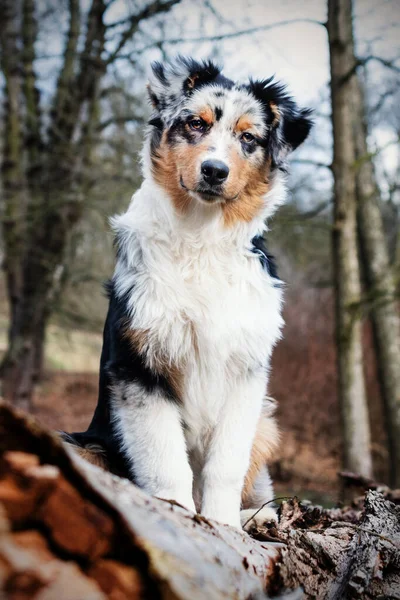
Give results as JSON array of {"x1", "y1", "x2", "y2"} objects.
[{"x1": 147, "y1": 56, "x2": 221, "y2": 123}]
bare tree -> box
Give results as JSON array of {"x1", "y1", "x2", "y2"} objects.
[
  {"x1": 327, "y1": 0, "x2": 373, "y2": 478},
  {"x1": 0, "y1": 0, "x2": 180, "y2": 409},
  {"x1": 352, "y1": 76, "x2": 400, "y2": 487}
]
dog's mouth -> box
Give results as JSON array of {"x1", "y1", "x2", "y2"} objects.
[{"x1": 180, "y1": 177, "x2": 238, "y2": 203}]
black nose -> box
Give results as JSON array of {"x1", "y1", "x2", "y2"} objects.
[{"x1": 201, "y1": 160, "x2": 229, "y2": 185}]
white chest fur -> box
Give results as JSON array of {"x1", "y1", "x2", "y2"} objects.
[{"x1": 113, "y1": 183, "x2": 284, "y2": 443}]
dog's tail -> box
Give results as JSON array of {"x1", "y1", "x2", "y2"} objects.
[{"x1": 59, "y1": 431, "x2": 109, "y2": 471}]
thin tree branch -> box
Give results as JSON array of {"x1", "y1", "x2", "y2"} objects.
[
  {"x1": 49, "y1": 0, "x2": 81, "y2": 149},
  {"x1": 97, "y1": 114, "x2": 145, "y2": 131},
  {"x1": 115, "y1": 17, "x2": 326, "y2": 59},
  {"x1": 106, "y1": 0, "x2": 182, "y2": 64},
  {"x1": 292, "y1": 158, "x2": 332, "y2": 170},
  {"x1": 340, "y1": 54, "x2": 400, "y2": 86}
]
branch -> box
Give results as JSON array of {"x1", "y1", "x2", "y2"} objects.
[
  {"x1": 361, "y1": 54, "x2": 400, "y2": 73},
  {"x1": 371, "y1": 83, "x2": 400, "y2": 113},
  {"x1": 106, "y1": 0, "x2": 182, "y2": 64},
  {"x1": 49, "y1": 0, "x2": 81, "y2": 149},
  {"x1": 126, "y1": 18, "x2": 326, "y2": 55},
  {"x1": 340, "y1": 54, "x2": 400, "y2": 86},
  {"x1": 292, "y1": 158, "x2": 332, "y2": 170},
  {"x1": 97, "y1": 114, "x2": 145, "y2": 131},
  {"x1": 295, "y1": 199, "x2": 332, "y2": 220}
]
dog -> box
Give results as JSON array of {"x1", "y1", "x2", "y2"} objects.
[{"x1": 63, "y1": 57, "x2": 312, "y2": 530}]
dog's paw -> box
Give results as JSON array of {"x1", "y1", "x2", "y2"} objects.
[{"x1": 240, "y1": 506, "x2": 278, "y2": 531}]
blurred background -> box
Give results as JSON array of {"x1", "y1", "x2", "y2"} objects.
[{"x1": 0, "y1": 0, "x2": 399, "y2": 505}]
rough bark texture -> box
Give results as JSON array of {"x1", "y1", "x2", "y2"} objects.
[
  {"x1": 0, "y1": 0, "x2": 28, "y2": 372},
  {"x1": 0, "y1": 402, "x2": 399, "y2": 600},
  {"x1": 352, "y1": 77, "x2": 400, "y2": 488},
  {"x1": 327, "y1": 0, "x2": 373, "y2": 478},
  {"x1": 0, "y1": 403, "x2": 283, "y2": 600}
]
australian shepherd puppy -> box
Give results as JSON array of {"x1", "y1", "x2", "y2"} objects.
[{"x1": 64, "y1": 57, "x2": 312, "y2": 530}]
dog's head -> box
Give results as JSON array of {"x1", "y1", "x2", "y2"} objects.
[{"x1": 146, "y1": 57, "x2": 312, "y2": 225}]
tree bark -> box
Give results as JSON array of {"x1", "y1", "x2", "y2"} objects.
[
  {"x1": 0, "y1": 402, "x2": 399, "y2": 600},
  {"x1": 327, "y1": 0, "x2": 373, "y2": 478},
  {"x1": 0, "y1": 403, "x2": 284, "y2": 600},
  {"x1": 0, "y1": 0, "x2": 27, "y2": 359},
  {"x1": 352, "y1": 77, "x2": 400, "y2": 488},
  {"x1": 21, "y1": 0, "x2": 42, "y2": 185}
]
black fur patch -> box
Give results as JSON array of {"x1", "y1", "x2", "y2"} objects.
[
  {"x1": 167, "y1": 116, "x2": 197, "y2": 145},
  {"x1": 152, "y1": 61, "x2": 169, "y2": 86},
  {"x1": 251, "y1": 235, "x2": 280, "y2": 282},
  {"x1": 246, "y1": 77, "x2": 313, "y2": 165},
  {"x1": 149, "y1": 117, "x2": 164, "y2": 154},
  {"x1": 105, "y1": 282, "x2": 180, "y2": 403},
  {"x1": 215, "y1": 106, "x2": 223, "y2": 121},
  {"x1": 62, "y1": 277, "x2": 183, "y2": 484}
]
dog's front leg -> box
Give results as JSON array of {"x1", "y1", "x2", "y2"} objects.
[
  {"x1": 113, "y1": 383, "x2": 195, "y2": 512},
  {"x1": 201, "y1": 374, "x2": 265, "y2": 529}
]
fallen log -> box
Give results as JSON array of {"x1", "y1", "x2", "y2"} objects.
[{"x1": 0, "y1": 402, "x2": 399, "y2": 599}]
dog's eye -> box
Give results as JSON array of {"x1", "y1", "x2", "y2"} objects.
[
  {"x1": 241, "y1": 132, "x2": 255, "y2": 144},
  {"x1": 189, "y1": 118, "x2": 205, "y2": 131}
]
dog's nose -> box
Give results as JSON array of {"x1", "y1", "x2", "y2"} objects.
[{"x1": 201, "y1": 160, "x2": 229, "y2": 185}]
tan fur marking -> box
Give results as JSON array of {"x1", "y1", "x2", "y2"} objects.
[
  {"x1": 64, "y1": 442, "x2": 109, "y2": 470},
  {"x1": 187, "y1": 74, "x2": 199, "y2": 89},
  {"x1": 152, "y1": 131, "x2": 193, "y2": 214},
  {"x1": 123, "y1": 326, "x2": 149, "y2": 354},
  {"x1": 222, "y1": 153, "x2": 270, "y2": 227},
  {"x1": 199, "y1": 106, "x2": 214, "y2": 125},
  {"x1": 152, "y1": 131, "x2": 213, "y2": 215},
  {"x1": 234, "y1": 115, "x2": 254, "y2": 133},
  {"x1": 124, "y1": 324, "x2": 184, "y2": 402},
  {"x1": 242, "y1": 413, "x2": 280, "y2": 506},
  {"x1": 269, "y1": 101, "x2": 280, "y2": 127},
  {"x1": 152, "y1": 124, "x2": 271, "y2": 226}
]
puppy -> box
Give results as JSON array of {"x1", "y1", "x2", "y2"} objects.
[{"x1": 64, "y1": 57, "x2": 312, "y2": 529}]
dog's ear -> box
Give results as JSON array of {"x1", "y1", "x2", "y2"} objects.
[
  {"x1": 247, "y1": 78, "x2": 313, "y2": 165},
  {"x1": 147, "y1": 56, "x2": 222, "y2": 122}
]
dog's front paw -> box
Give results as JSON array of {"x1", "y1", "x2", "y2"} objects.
[{"x1": 240, "y1": 506, "x2": 278, "y2": 531}]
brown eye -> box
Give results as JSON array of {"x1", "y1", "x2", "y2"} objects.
[
  {"x1": 189, "y1": 118, "x2": 205, "y2": 131},
  {"x1": 241, "y1": 132, "x2": 255, "y2": 144}
]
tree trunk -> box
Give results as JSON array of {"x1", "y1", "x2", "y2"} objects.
[
  {"x1": 327, "y1": 0, "x2": 373, "y2": 478},
  {"x1": 0, "y1": 0, "x2": 27, "y2": 362},
  {"x1": 0, "y1": 304, "x2": 50, "y2": 411},
  {"x1": 0, "y1": 402, "x2": 399, "y2": 600},
  {"x1": 352, "y1": 77, "x2": 400, "y2": 488}
]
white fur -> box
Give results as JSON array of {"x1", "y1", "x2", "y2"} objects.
[
  {"x1": 112, "y1": 381, "x2": 195, "y2": 512},
  {"x1": 240, "y1": 506, "x2": 278, "y2": 531},
  {"x1": 240, "y1": 465, "x2": 277, "y2": 530},
  {"x1": 110, "y1": 149, "x2": 285, "y2": 527}
]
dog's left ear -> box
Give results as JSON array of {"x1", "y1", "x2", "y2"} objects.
[
  {"x1": 247, "y1": 78, "x2": 313, "y2": 164},
  {"x1": 147, "y1": 56, "x2": 222, "y2": 122}
]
